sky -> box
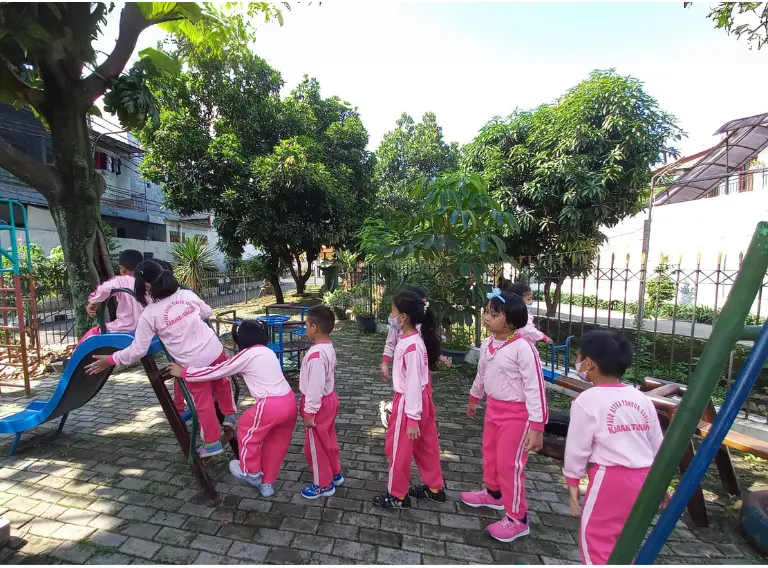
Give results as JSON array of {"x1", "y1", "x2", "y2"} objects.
[{"x1": 95, "y1": 1, "x2": 768, "y2": 157}]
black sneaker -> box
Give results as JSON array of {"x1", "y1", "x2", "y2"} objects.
[
  {"x1": 372, "y1": 492, "x2": 411, "y2": 509},
  {"x1": 409, "y1": 484, "x2": 447, "y2": 503}
]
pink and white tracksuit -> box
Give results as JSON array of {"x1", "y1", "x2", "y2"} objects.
[
  {"x1": 299, "y1": 342, "x2": 341, "y2": 487},
  {"x1": 182, "y1": 345, "x2": 297, "y2": 484},
  {"x1": 79, "y1": 274, "x2": 143, "y2": 344},
  {"x1": 516, "y1": 311, "x2": 551, "y2": 344},
  {"x1": 469, "y1": 335, "x2": 548, "y2": 520},
  {"x1": 108, "y1": 289, "x2": 236, "y2": 444},
  {"x1": 382, "y1": 323, "x2": 421, "y2": 362},
  {"x1": 386, "y1": 332, "x2": 443, "y2": 498},
  {"x1": 563, "y1": 384, "x2": 664, "y2": 565}
]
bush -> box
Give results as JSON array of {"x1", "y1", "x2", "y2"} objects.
[
  {"x1": 323, "y1": 289, "x2": 353, "y2": 309},
  {"x1": 444, "y1": 326, "x2": 474, "y2": 350}
]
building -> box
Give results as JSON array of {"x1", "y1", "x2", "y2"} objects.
[{"x1": 0, "y1": 105, "x2": 224, "y2": 266}]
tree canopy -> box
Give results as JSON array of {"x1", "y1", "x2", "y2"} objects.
[
  {"x1": 463, "y1": 69, "x2": 683, "y2": 313},
  {"x1": 140, "y1": 41, "x2": 375, "y2": 301},
  {"x1": 373, "y1": 112, "x2": 460, "y2": 210},
  {"x1": 0, "y1": 1, "x2": 280, "y2": 333},
  {"x1": 688, "y1": 2, "x2": 768, "y2": 49}
]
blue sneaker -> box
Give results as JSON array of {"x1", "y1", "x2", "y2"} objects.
[
  {"x1": 333, "y1": 472, "x2": 344, "y2": 487},
  {"x1": 197, "y1": 441, "x2": 223, "y2": 458},
  {"x1": 229, "y1": 460, "x2": 262, "y2": 487},
  {"x1": 222, "y1": 415, "x2": 236, "y2": 429},
  {"x1": 259, "y1": 483, "x2": 275, "y2": 497},
  {"x1": 301, "y1": 483, "x2": 336, "y2": 500}
]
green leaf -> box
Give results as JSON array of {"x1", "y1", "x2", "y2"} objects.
[
  {"x1": 138, "y1": 47, "x2": 181, "y2": 75},
  {"x1": 87, "y1": 105, "x2": 102, "y2": 117},
  {"x1": 479, "y1": 236, "x2": 488, "y2": 253},
  {"x1": 489, "y1": 235, "x2": 506, "y2": 252}
]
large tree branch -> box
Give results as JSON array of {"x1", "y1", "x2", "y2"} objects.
[
  {"x1": 0, "y1": 134, "x2": 61, "y2": 197},
  {"x1": 0, "y1": 56, "x2": 46, "y2": 112},
  {"x1": 81, "y1": 3, "x2": 183, "y2": 103}
]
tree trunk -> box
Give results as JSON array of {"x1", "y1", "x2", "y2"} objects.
[
  {"x1": 268, "y1": 272, "x2": 284, "y2": 304},
  {"x1": 543, "y1": 278, "x2": 564, "y2": 317},
  {"x1": 289, "y1": 252, "x2": 305, "y2": 295},
  {"x1": 45, "y1": 105, "x2": 113, "y2": 336}
]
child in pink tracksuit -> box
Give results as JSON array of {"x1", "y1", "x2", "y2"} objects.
[
  {"x1": 373, "y1": 289, "x2": 445, "y2": 509},
  {"x1": 79, "y1": 249, "x2": 145, "y2": 345},
  {"x1": 462, "y1": 288, "x2": 548, "y2": 543},
  {"x1": 563, "y1": 330, "x2": 665, "y2": 565},
  {"x1": 299, "y1": 305, "x2": 344, "y2": 499},
  {"x1": 504, "y1": 282, "x2": 553, "y2": 345},
  {"x1": 170, "y1": 320, "x2": 297, "y2": 498},
  {"x1": 85, "y1": 260, "x2": 236, "y2": 458}
]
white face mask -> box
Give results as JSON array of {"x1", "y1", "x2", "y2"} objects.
[
  {"x1": 388, "y1": 315, "x2": 403, "y2": 330},
  {"x1": 575, "y1": 359, "x2": 589, "y2": 382},
  {"x1": 526, "y1": 305, "x2": 533, "y2": 313}
]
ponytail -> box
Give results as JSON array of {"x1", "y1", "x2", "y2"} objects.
[
  {"x1": 134, "y1": 260, "x2": 179, "y2": 306},
  {"x1": 393, "y1": 290, "x2": 442, "y2": 371}
]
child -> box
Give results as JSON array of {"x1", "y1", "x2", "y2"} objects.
[
  {"x1": 506, "y1": 283, "x2": 553, "y2": 345},
  {"x1": 169, "y1": 320, "x2": 297, "y2": 498},
  {"x1": 563, "y1": 330, "x2": 665, "y2": 565},
  {"x1": 85, "y1": 260, "x2": 237, "y2": 458},
  {"x1": 461, "y1": 288, "x2": 547, "y2": 543},
  {"x1": 80, "y1": 249, "x2": 144, "y2": 344},
  {"x1": 373, "y1": 290, "x2": 445, "y2": 509},
  {"x1": 299, "y1": 305, "x2": 344, "y2": 499},
  {"x1": 154, "y1": 260, "x2": 188, "y2": 416}
]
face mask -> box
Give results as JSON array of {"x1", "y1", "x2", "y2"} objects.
[
  {"x1": 575, "y1": 359, "x2": 589, "y2": 382},
  {"x1": 388, "y1": 315, "x2": 403, "y2": 330},
  {"x1": 526, "y1": 305, "x2": 533, "y2": 313}
]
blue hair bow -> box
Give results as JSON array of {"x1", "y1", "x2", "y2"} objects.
[{"x1": 486, "y1": 287, "x2": 505, "y2": 303}]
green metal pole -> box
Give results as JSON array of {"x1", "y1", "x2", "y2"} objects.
[
  {"x1": 740, "y1": 325, "x2": 763, "y2": 342},
  {"x1": 609, "y1": 221, "x2": 768, "y2": 564}
]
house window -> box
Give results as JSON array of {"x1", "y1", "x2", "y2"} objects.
[
  {"x1": 739, "y1": 166, "x2": 754, "y2": 193},
  {"x1": 170, "y1": 230, "x2": 182, "y2": 243},
  {"x1": 143, "y1": 252, "x2": 154, "y2": 261},
  {"x1": 116, "y1": 228, "x2": 126, "y2": 238}
]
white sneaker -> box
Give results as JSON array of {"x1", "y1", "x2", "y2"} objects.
[
  {"x1": 259, "y1": 483, "x2": 275, "y2": 497},
  {"x1": 229, "y1": 460, "x2": 262, "y2": 487}
]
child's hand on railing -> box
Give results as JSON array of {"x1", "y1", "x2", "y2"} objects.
[
  {"x1": 86, "y1": 302, "x2": 98, "y2": 317},
  {"x1": 168, "y1": 363, "x2": 183, "y2": 378}
]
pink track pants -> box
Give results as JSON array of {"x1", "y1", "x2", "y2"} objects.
[
  {"x1": 238, "y1": 391, "x2": 298, "y2": 484},
  {"x1": 301, "y1": 392, "x2": 342, "y2": 487},
  {"x1": 186, "y1": 351, "x2": 237, "y2": 444},
  {"x1": 385, "y1": 384, "x2": 443, "y2": 498},
  {"x1": 482, "y1": 397, "x2": 531, "y2": 520},
  {"x1": 76, "y1": 326, "x2": 101, "y2": 348},
  {"x1": 580, "y1": 464, "x2": 650, "y2": 565}
]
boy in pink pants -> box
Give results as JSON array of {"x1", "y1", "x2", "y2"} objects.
[
  {"x1": 462, "y1": 288, "x2": 548, "y2": 543},
  {"x1": 79, "y1": 249, "x2": 144, "y2": 344},
  {"x1": 299, "y1": 305, "x2": 344, "y2": 499},
  {"x1": 373, "y1": 290, "x2": 445, "y2": 509},
  {"x1": 172, "y1": 320, "x2": 297, "y2": 497},
  {"x1": 563, "y1": 330, "x2": 666, "y2": 564}
]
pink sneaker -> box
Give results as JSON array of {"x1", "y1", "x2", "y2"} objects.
[
  {"x1": 460, "y1": 489, "x2": 505, "y2": 510},
  {"x1": 487, "y1": 515, "x2": 530, "y2": 543}
]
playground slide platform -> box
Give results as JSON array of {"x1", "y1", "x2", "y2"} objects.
[{"x1": 0, "y1": 333, "x2": 163, "y2": 455}]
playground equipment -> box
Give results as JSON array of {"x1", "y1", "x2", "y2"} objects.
[
  {"x1": 0, "y1": 198, "x2": 40, "y2": 395},
  {"x1": 607, "y1": 222, "x2": 768, "y2": 564},
  {"x1": 0, "y1": 333, "x2": 163, "y2": 454}
]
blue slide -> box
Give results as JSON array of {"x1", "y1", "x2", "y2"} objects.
[{"x1": 0, "y1": 333, "x2": 163, "y2": 455}]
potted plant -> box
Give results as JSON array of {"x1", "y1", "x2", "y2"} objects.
[
  {"x1": 323, "y1": 289, "x2": 352, "y2": 320},
  {"x1": 441, "y1": 326, "x2": 473, "y2": 365},
  {"x1": 352, "y1": 305, "x2": 377, "y2": 333}
]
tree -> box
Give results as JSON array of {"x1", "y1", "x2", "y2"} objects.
[
  {"x1": 360, "y1": 173, "x2": 517, "y2": 334},
  {"x1": 688, "y1": 2, "x2": 768, "y2": 49},
  {"x1": 374, "y1": 112, "x2": 460, "y2": 211},
  {"x1": 0, "y1": 2, "x2": 281, "y2": 334},
  {"x1": 170, "y1": 235, "x2": 218, "y2": 292},
  {"x1": 464, "y1": 70, "x2": 683, "y2": 315},
  {"x1": 142, "y1": 46, "x2": 375, "y2": 301}
]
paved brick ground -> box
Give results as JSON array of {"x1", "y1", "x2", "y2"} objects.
[{"x1": 0, "y1": 322, "x2": 762, "y2": 564}]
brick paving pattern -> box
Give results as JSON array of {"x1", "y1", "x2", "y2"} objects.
[{"x1": 0, "y1": 322, "x2": 762, "y2": 564}]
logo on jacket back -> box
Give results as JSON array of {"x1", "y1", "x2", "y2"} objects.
[
  {"x1": 163, "y1": 300, "x2": 197, "y2": 328},
  {"x1": 606, "y1": 399, "x2": 651, "y2": 434}
]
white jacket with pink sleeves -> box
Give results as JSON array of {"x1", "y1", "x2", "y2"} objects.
[
  {"x1": 88, "y1": 274, "x2": 143, "y2": 333},
  {"x1": 468, "y1": 335, "x2": 548, "y2": 431},
  {"x1": 299, "y1": 342, "x2": 337, "y2": 417},
  {"x1": 181, "y1": 345, "x2": 291, "y2": 399},
  {"x1": 516, "y1": 312, "x2": 550, "y2": 344},
  {"x1": 562, "y1": 384, "x2": 664, "y2": 486},
  {"x1": 108, "y1": 289, "x2": 223, "y2": 368},
  {"x1": 382, "y1": 323, "x2": 422, "y2": 362},
  {"x1": 392, "y1": 332, "x2": 430, "y2": 427}
]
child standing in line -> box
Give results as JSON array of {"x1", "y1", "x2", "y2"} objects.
[
  {"x1": 563, "y1": 330, "x2": 665, "y2": 565},
  {"x1": 299, "y1": 305, "x2": 344, "y2": 499},
  {"x1": 505, "y1": 283, "x2": 553, "y2": 345},
  {"x1": 85, "y1": 260, "x2": 237, "y2": 458},
  {"x1": 462, "y1": 288, "x2": 548, "y2": 543},
  {"x1": 79, "y1": 249, "x2": 145, "y2": 345},
  {"x1": 169, "y1": 320, "x2": 297, "y2": 498},
  {"x1": 374, "y1": 290, "x2": 445, "y2": 509}
]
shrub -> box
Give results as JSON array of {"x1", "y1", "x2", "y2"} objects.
[{"x1": 323, "y1": 289, "x2": 353, "y2": 309}]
